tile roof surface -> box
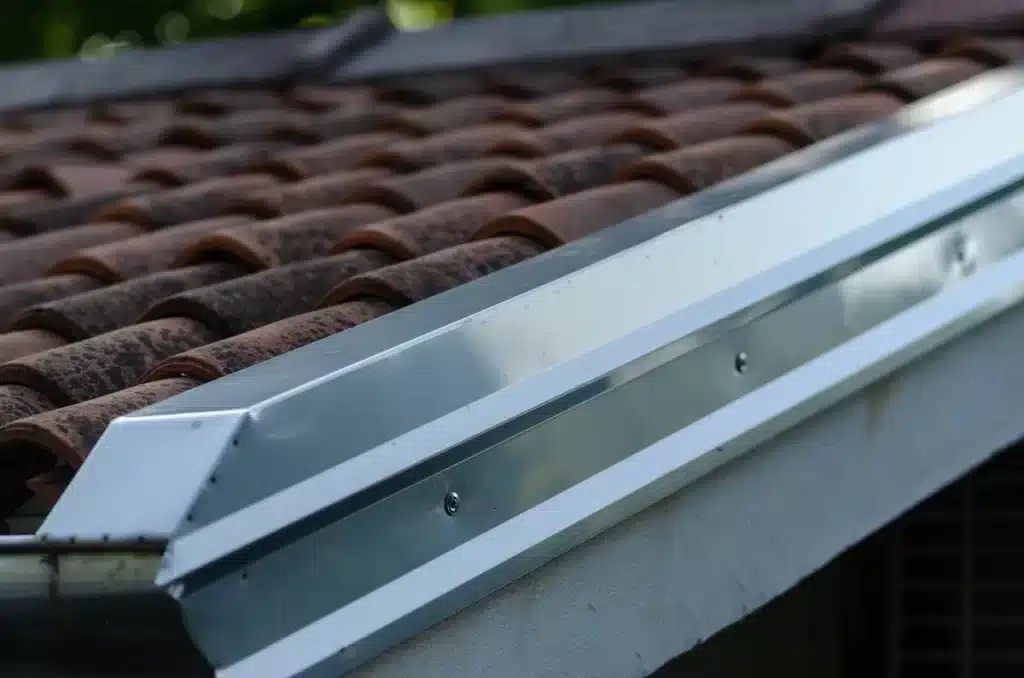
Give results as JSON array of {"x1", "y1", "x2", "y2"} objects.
[{"x1": 0, "y1": 9, "x2": 1020, "y2": 530}]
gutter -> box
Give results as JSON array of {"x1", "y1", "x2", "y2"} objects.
[{"x1": 0, "y1": 537, "x2": 202, "y2": 673}]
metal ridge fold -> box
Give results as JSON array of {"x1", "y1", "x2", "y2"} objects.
[{"x1": 40, "y1": 67, "x2": 1024, "y2": 677}]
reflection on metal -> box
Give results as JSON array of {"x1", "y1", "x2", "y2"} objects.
[{"x1": 38, "y1": 67, "x2": 1024, "y2": 678}]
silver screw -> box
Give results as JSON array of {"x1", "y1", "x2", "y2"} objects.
[
  {"x1": 444, "y1": 492, "x2": 461, "y2": 516},
  {"x1": 734, "y1": 352, "x2": 749, "y2": 374},
  {"x1": 952, "y1": 234, "x2": 975, "y2": 274}
]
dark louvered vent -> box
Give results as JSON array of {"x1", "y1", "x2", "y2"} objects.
[{"x1": 889, "y1": 443, "x2": 1024, "y2": 678}]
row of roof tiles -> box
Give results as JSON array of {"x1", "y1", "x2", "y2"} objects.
[{"x1": 0, "y1": 33, "x2": 1020, "y2": 528}]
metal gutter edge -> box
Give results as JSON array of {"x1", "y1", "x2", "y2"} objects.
[
  {"x1": 332, "y1": 0, "x2": 886, "y2": 81},
  {"x1": 0, "y1": 0, "x2": 889, "y2": 112},
  {"x1": 0, "y1": 5, "x2": 393, "y2": 115},
  {"x1": 40, "y1": 68, "x2": 1024, "y2": 677},
  {"x1": 0, "y1": 537, "x2": 207, "y2": 671}
]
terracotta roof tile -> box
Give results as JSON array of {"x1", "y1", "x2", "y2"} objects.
[
  {"x1": 0, "y1": 317, "x2": 217, "y2": 406},
  {"x1": 345, "y1": 157, "x2": 517, "y2": 212},
  {"x1": 182, "y1": 204, "x2": 399, "y2": 268},
  {"x1": 475, "y1": 181, "x2": 680, "y2": 247},
  {"x1": 143, "y1": 248, "x2": 396, "y2": 336},
  {"x1": 611, "y1": 102, "x2": 775, "y2": 151},
  {"x1": 620, "y1": 135, "x2": 797, "y2": 194},
  {"x1": 486, "y1": 111, "x2": 647, "y2": 157},
  {"x1": 336, "y1": 192, "x2": 532, "y2": 260},
  {"x1": 144, "y1": 300, "x2": 395, "y2": 384},
  {"x1": 865, "y1": 58, "x2": 991, "y2": 101},
  {"x1": 0, "y1": 22, "x2": 1014, "y2": 519},
  {"x1": 321, "y1": 236, "x2": 545, "y2": 308},
  {"x1": 0, "y1": 275, "x2": 104, "y2": 328},
  {"x1": 0, "y1": 377, "x2": 202, "y2": 469},
  {"x1": 465, "y1": 144, "x2": 648, "y2": 200},
  {"x1": 10, "y1": 263, "x2": 243, "y2": 342},
  {"x1": 50, "y1": 215, "x2": 255, "y2": 281}
]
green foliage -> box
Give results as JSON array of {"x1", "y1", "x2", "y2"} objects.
[{"x1": 0, "y1": 0, "x2": 593, "y2": 64}]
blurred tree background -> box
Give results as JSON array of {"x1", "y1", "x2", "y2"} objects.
[{"x1": 0, "y1": 0, "x2": 593, "y2": 64}]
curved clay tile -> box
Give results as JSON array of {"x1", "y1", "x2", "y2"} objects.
[
  {"x1": 336, "y1": 193, "x2": 532, "y2": 260},
  {"x1": 0, "y1": 384, "x2": 59, "y2": 511},
  {"x1": 487, "y1": 112, "x2": 647, "y2": 157},
  {"x1": 0, "y1": 329, "x2": 68, "y2": 363},
  {"x1": 465, "y1": 144, "x2": 647, "y2": 201},
  {"x1": 176, "y1": 89, "x2": 284, "y2": 116},
  {"x1": 322, "y1": 237, "x2": 545, "y2": 308},
  {"x1": 940, "y1": 37, "x2": 1024, "y2": 67},
  {"x1": 0, "y1": 275, "x2": 103, "y2": 329},
  {"x1": 474, "y1": 181, "x2": 679, "y2": 247},
  {"x1": 260, "y1": 133, "x2": 407, "y2": 180},
  {"x1": 230, "y1": 167, "x2": 392, "y2": 218},
  {"x1": 11, "y1": 263, "x2": 244, "y2": 342},
  {"x1": 863, "y1": 58, "x2": 989, "y2": 101},
  {"x1": 732, "y1": 69, "x2": 867, "y2": 107},
  {"x1": 618, "y1": 79, "x2": 745, "y2": 115},
  {"x1": 143, "y1": 249, "x2": 396, "y2": 337},
  {"x1": 611, "y1": 102, "x2": 774, "y2": 151},
  {"x1": 495, "y1": 88, "x2": 627, "y2": 127},
  {"x1": 0, "y1": 180, "x2": 156, "y2": 237},
  {"x1": 365, "y1": 124, "x2": 524, "y2": 171},
  {"x1": 4, "y1": 108, "x2": 90, "y2": 132},
  {"x1": 699, "y1": 56, "x2": 802, "y2": 80},
  {"x1": 747, "y1": 92, "x2": 904, "y2": 147},
  {"x1": 817, "y1": 43, "x2": 922, "y2": 74},
  {"x1": 68, "y1": 119, "x2": 201, "y2": 159},
  {"x1": 0, "y1": 318, "x2": 218, "y2": 406},
  {"x1": 128, "y1": 142, "x2": 288, "y2": 187},
  {"x1": 96, "y1": 173, "x2": 279, "y2": 227},
  {"x1": 0, "y1": 377, "x2": 201, "y2": 469},
  {"x1": 283, "y1": 85, "x2": 375, "y2": 113},
  {"x1": 376, "y1": 73, "x2": 486, "y2": 104},
  {"x1": 345, "y1": 158, "x2": 518, "y2": 213},
  {"x1": 144, "y1": 300, "x2": 395, "y2": 384},
  {"x1": 167, "y1": 110, "x2": 319, "y2": 147},
  {"x1": 0, "y1": 190, "x2": 51, "y2": 209},
  {"x1": 8, "y1": 163, "x2": 136, "y2": 199},
  {"x1": 89, "y1": 100, "x2": 175, "y2": 125},
  {"x1": 620, "y1": 135, "x2": 797, "y2": 194},
  {"x1": 384, "y1": 96, "x2": 510, "y2": 135},
  {"x1": 0, "y1": 384, "x2": 55, "y2": 430},
  {"x1": 50, "y1": 215, "x2": 256, "y2": 282},
  {"x1": 306, "y1": 104, "x2": 402, "y2": 140},
  {"x1": 180, "y1": 204, "x2": 398, "y2": 269},
  {"x1": 588, "y1": 65, "x2": 688, "y2": 91},
  {"x1": 482, "y1": 70, "x2": 588, "y2": 99},
  {"x1": 0, "y1": 222, "x2": 145, "y2": 287},
  {"x1": 120, "y1": 146, "x2": 204, "y2": 176},
  {"x1": 0, "y1": 126, "x2": 85, "y2": 162}
]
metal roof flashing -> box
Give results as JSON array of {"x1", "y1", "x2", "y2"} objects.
[
  {"x1": 0, "y1": 0, "x2": 899, "y2": 114},
  {"x1": 25, "y1": 64, "x2": 1024, "y2": 677}
]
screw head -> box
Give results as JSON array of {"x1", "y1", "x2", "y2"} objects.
[
  {"x1": 734, "y1": 352, "x2": 749, "y2": 374},
  {"x1": 444, "y1": 492, "x2": 461, "y2": 516},
  {"x1": 951, "y1": 234, "x2": 975, "y2": 275}
]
